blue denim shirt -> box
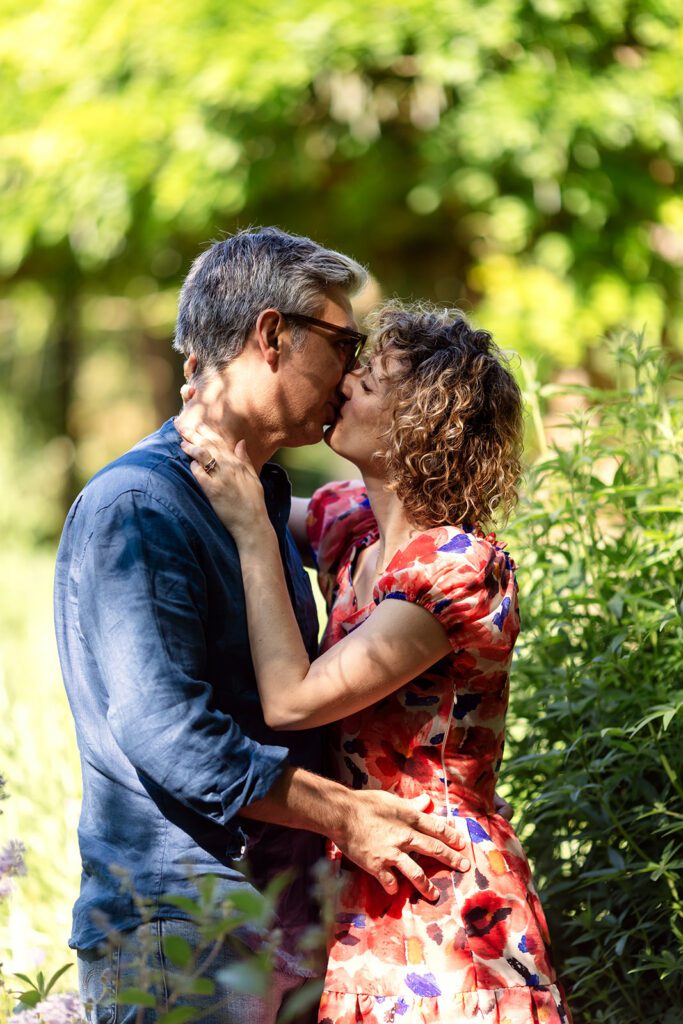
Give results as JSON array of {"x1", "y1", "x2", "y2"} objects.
[{"x1": 54, "y1": 419, "x2": 323, "y2": 951}]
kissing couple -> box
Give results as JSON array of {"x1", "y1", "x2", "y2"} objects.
[{"x1": 55, "y1": 227, "x2": 572, "y2": 1023}]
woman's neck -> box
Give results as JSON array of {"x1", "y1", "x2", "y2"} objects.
[{"x1": 361, "y1": 472, "x2": 418, "y2": 573}]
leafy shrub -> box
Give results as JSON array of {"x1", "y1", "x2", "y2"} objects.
[{"x1": 506, "y1": 333, "x2": 683, "y2": 1022}]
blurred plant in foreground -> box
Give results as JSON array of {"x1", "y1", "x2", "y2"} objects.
[
  {"x1": 1, "y1": 764, "x2": 330, "y2": 1023},
  {"x1": 77, "y1": 865, "x2": 329, "y2": 1024},
  {"x1": 505, "y1": 332, "x2": 683, "y2": 1022},
  {"x1": 0, "y1": 775, "x2": 78, "y2": 1023}
]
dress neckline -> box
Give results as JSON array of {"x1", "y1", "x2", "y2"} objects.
[{"x1": 348, "y1": 528, "x2": 380, "y2": 610}]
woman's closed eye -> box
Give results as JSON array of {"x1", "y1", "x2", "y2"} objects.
[{"x1": 360, "y1": 379, "x2": 373, "y2": 393}]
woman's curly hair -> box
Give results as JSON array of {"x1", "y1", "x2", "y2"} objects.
[{"x1": 368, "y1": 301, "x2": 524, "y2": 531}]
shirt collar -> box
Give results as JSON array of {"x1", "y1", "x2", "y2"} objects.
[
  {"x1": 163, "y1": 418, "x2": 293, "y2": 533},
  {"x1": 260, "y1": 461, "x2": 292, "y2": 532}
]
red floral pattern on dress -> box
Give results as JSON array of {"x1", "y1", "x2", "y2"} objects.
[{"x1": 308, "y1": 482, "x2": 572, "y2": 1024}]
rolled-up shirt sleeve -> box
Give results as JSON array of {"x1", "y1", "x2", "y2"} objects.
[{"x1": 77, "y1": 488, "x2": 289, "y2": 827}]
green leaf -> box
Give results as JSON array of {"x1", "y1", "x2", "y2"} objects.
[
  {"x1": 162, "y1": 934, "x2": 193, "y2": 969},
  {"x1": 227, "y1": 889, "x2": 267, "y2": 918},
  {"x1": 216, "y1": 960, "x2": 269, "y2": 998},
  {"x1": 17, "y1": 991, "x2": 42, "y2": 1008},
  {"x1": 45, "y1": 963, "x2": 74, "y2": 995},
  {"x1": 117, "y1": 988, "x2": 157, "y2": 1008},
  {"x1": 162, "y1": 895, "x2": 202, "y2": 916},
  {"x1": 607, "y1": 847, "x2": 626, "y2": 871},
  {"x1": 13, "y1": 974, "x2": 39, "y2": 991},
  {"x1": 197, "y1": 875, "x2": 217, "y2": 905},
  {"x1": 172, "y1": 977, "x2": 216, "y2": 997}
]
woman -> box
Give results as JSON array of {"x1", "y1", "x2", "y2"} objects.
[{"x1": 180, "y1": 302, "x2": 572, "y2": 1024}]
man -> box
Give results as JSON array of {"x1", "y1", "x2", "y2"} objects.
[{"x1": 55, "y1": 228, "x2": 469, "y2": 1024}]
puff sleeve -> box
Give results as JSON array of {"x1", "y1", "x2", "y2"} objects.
[
  {"x1": 374, "y1": 528, "x2": 519, "y2": 659},
  {"x1": 306, "y1": 481, "x2": 376, "y2": 607}
]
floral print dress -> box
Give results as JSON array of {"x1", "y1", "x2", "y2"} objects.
[{"x1": 306, "y1": 482, "x2": 572, "y2": 1024}]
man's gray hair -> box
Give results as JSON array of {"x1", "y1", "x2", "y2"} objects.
[{"x1": 173, "y1": 227, "x2": 368, "y2": 373}]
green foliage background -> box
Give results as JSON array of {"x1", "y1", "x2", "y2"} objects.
[
  {"x1": 506, "y1": 336, "x2": 683, "y2": 1020},
  {"x1": 0, "y1": 0, "x2": 682, "y2": 1020}
]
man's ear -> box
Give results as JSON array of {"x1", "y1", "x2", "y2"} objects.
[
  {"x1": 183, "y1": 352, "x2": 198, "y2": 381},
  {"x1": 254, "y1": 309, "x2": 283, "y2": 368}
]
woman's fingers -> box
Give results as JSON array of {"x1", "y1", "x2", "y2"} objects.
[
  {"x1": 181, "y1": 422, "x2": 221, "y2": 446},
  {"x1": 179, "y1": 440, "x2": 215, "y2": 467},
  {"x1": 179, "y1": 423, "x2": 249, "y2": 467},
  {"x1": 190, "y1": 460, "x2": 208, "y2": 480},
  {"x1": 493, "y1": 792, "x2": 514, "y2": 821}
]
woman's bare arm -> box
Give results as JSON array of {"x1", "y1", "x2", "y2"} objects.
[
  {"x1": 179, "y1": 429, "x2": 450, "y2": 729},
  {"x1": 237, "y1": 523, "x2": 450, "y2": 729},
  {"x1": 288, "y1": 496, "x2": 314, "y2": 567}
]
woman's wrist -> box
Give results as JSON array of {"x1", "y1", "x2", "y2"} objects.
[{"x1": 231, "y1": 510, "x2": 276, "y2": 553}]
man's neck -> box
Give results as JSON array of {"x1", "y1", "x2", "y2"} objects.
[{"x1": 175, "y1": 376, "x2": 276, "y2": 475}]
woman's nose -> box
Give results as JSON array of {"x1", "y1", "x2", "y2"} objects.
[{"x1": 340, "y1": 372, "x2": 358, "y2": 400}]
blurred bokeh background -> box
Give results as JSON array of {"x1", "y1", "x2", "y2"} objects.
[{"x1": 1, "y1": 0, "x2": 681, "y2": 1016}]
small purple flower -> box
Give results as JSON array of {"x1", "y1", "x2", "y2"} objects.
[
  {"x1": 0, "y1": 839, "x2": 26, "y2": 902},
  {"x1": 8, "y1": 992, "x2": 84, "y2": 1024},
  {"x1": 0, "y1": 839, "x2": 26, "y2": 878}
]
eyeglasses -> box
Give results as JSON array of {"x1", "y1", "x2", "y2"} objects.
[{"x1": 280, "y1": 312, "x2": 368, "y2": 373}]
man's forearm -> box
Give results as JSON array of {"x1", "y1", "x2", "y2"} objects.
[
  {"x1": 240, "y1": 766, "x2": 471, "y2": 900},
  {"x1": 239, "y1": 765, "x2": 351, "y2": 845}
]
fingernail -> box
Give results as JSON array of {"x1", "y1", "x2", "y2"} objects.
[{"x1": 460, "y1": 857, "x2": 470, "y2": 871}]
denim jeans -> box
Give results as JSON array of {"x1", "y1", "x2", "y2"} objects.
[{"x1": 78, "y1": 918, "x2": 315, "y2": 1024}]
